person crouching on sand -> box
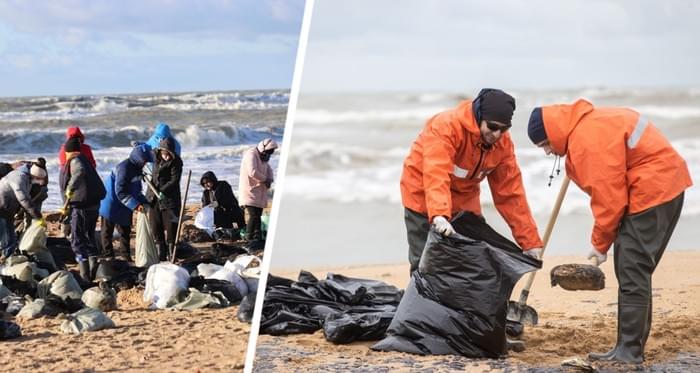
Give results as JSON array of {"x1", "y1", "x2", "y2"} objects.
[
  {"x1": 200, "y1": 170, "x2": 245, "y2": 233},
  {"x1": 527, "y1": 99, "x2": 692, "y2": 364},
  {"x1": 400, "y1": 88, "x2": 544, "y2": 274}
]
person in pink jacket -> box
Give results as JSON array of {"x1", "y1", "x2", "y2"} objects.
[{"x1": 239, "y1": 138, "x2": 277, "y2": 242}]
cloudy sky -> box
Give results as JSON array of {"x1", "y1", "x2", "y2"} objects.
[
  {"x1": 0, "y1": 0, "x2": 304, "y2": 97},
  {"x1": 301, "y1": 0, "x2": 700, "y2": 92}
]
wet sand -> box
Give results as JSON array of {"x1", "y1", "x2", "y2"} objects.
[
  {"x1": 1, "y1": 205, "x2": 250, "y2": 372},
  {"x1": 254, "y1": 251, "x2": 700, "y2": 371}
]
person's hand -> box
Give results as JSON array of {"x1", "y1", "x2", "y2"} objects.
[
  {"x1": 432, "y1": 216, "x2": 456, "y2": 237},
  {"x1": 524, "y1": 248, "x2": 543, "y2": 260},
  {"x1": 587, "y1": 248, "x2": 607, "y2": 266},
  {"x1": 65, "y1": 190, "x2": 73, "y2": 202},
  {"x1": 210, "y1": 200, "x2": 219, "y2": 209},
  {"x1": 135, "y1": 204, "x2": 144, "y2": 213},
  {"x1": 36, "y1": 217, "x2": 47, "y2": 228}
]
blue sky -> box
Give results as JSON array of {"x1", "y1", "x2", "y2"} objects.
[
  {"x1": 0, "y1": 0, "x2": 304, "y2": 97},
  {"x1": 301, "y1": 0, "x2": 700, "y2": 92}
]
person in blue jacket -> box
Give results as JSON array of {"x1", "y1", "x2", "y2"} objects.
[
  {"x1": 99, "y1": 144, "x2": 153, "y2": 262},
  {"x1": 146, "y1": 123, "x2": 181, "y2": 156}
]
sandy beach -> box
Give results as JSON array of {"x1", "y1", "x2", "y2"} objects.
[
  {"x1": 1, "y1": 205, "x2": 252, "y2": 372},
  {"x1": 254, "y1": 251, "x2": 700, "y2": 371}
]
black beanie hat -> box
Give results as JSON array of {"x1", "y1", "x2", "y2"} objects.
[
  {"x1": 528, "y1": 107, "x2": 547, "y2": 144},
  {"x1": 65, "y1": 137, "x2": 81, "y2": 152},
  {"x1": 474, "y1": 88, "x2": 516, "y2": 125}
]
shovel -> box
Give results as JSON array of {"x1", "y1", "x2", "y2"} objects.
[{"x1": 507, "y1": 175, "x2": 570, "y2": 326}]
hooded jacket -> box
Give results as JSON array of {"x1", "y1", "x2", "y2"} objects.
[
  {"x1": 58, "y1": 127, "x2": 97, "y2": 168},
  {"x1": 147, "y1": 138, "x2": 183, "y2": 211},
  {"x1": 62, "y1": 153, "x2": 106, "y2": 209},
  {"x1": 238, "y1": 145, "x2": 274, "y2": 209},
  {"x1": 541, "y1": 99, "x2": 692, "y2": 254},
  {"x1": 146, "y1": 123, "x2": 182, "y2": 156},
  {"x1": 0, "y1": 164, "x2": 41, "y2": 219},
  {"x1": 99, "y1": 144, "x2": 153, "y2": 226},
  {"x1": 400, "y1": 100, "x2": 543, "y2": 250},
  {"x1": 200, "y1": 171, "x2": 245, "y2": 229}
]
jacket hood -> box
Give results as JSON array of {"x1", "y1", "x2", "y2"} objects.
[
  {"x1": 65, "y1": 127, "x2": 85, "y2": 142},
  {"x1": 456, "y1": 100, "x2": 484, "y2": 137},
  {"x1": 158, "y1": 137, "x2": 176, "y2": 156},
  {"x1": 128, "y1": 144, "x2": 153, "y2": 168},
  {"x1": 153, "y1": 123, "x2": 172, "y2": 139},
  {"x1": 200, "y1": 171, "x2": 218, "y2": 186},
  {"x1": 256, "y1": 138, "x2": 279, "y2": 153},
  {"x1": 542, "y1": 99, "x2": 594, "y2": 155}
]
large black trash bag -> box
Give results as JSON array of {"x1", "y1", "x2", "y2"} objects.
[
  {"x1": 237, "y1": 292, "x2": 256, "y2": 323},
  {"x1": 372, "y1": 212, "x2": 541, "y2": 358},
  {"x1": 189, "y1": 276, "x2": 243, "y2": 304},
  {"x1": 260, "y1": 271, "x2": 402, "y2": 338},
  {"x1": 0, "y1": 320, "x2": 22, "y2": 340},
  {"x1": 323, "y1": 311, "x2": 395, "y2": 344}
]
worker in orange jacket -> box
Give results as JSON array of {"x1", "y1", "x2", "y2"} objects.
[
  {"x1": 400, "y1": 89, "x2": 544, "y2": 273},
  {"x1": 528, "y1": 99, "x2": 692, "y2": 364}
]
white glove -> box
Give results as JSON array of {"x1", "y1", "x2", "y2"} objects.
[
  {"x1": 524, "y1": 248, "x2": 542, "y2": 260},
  {"x1": 587, "y1": 248, "x2": 607, "y2": 266},
  {"x1": 432, "y1": 216, "x2": 456, "y2": 237}
]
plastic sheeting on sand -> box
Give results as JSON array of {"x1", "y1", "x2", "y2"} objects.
[
  {"x1": 260, "y1": 271, "x2": 403, "y2": 343},
  {"x1": 371, "y1": 212, "x2": 541, "y2": 358}
]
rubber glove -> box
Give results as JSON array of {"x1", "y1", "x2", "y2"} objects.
[
  {"x1": 37, "y1": 217, "x2": 47, "y2": 228},
  {"x1": 524, "y1": 248, "x2": 543, "y2": 260},
  {"x1": 432, "y1": 216, "x2": 456, "y2": 237},
  {"x1": 587, "y1": 248, "x2": 607, "y2": 266},
  {"x1": 158, "y1": 192, "x2": 165, "y2": 200},
  {"x1": 65, "y1": 189, "x2": 73, "y2": 202}
]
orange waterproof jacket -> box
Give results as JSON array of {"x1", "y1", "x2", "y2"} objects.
[
  {"x1": 542, "y1": 99, "x2": 692, "y2": 253},
  {"x1": 400, "y1": 100, "x2": 543, "y2": 250}
]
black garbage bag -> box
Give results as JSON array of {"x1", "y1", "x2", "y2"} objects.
[
  {"x1": 212, "y1": 242, "x2": 249, "y2": 258},
  {"x1": 47, "y1": 237, "x2": 75, "y2": 265},
  {"x1": 173, "y1": 242, "x2": 197, "y2": 259},
  {"x1": 371, "y1": 212, "x2": 541, "y2": 358},
  {"x1": 324, "y1": 311, "x2": 395, "y2": 344},
  {"x1": 189, "y1": 276, "x2": 243, "y2": 304},
  {"x1": 237, "y1": 292, "x2": 256, "y2": 323},
  {"x1": 0, "y1": 320, "x2": 21, "y2": 340},
  {"x1": 180, "y1": 253, "x2": 223, "y2": 275},
  {"x1": 260, "y1": 271, "x2": 402, "y2": 339},
  {"x1": 0, "y1": 275, "x2": 37, "y2": 298}
]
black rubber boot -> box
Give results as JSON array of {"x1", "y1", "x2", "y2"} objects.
[
  {"x1": 589, "y1": 303, "x2": 621, "y2": 361},
  {"x1": 157, "y1": 243, "x2": 168, "y2": 262},
  {"x1": 121, "y1": 247, "x2": 133, "y2": 263},
  {"x1": 88, "y1": 256, "x2": 99, "y2": 282},
  {"x1": 78, "y1": 260, "x2": 91, "y2": 283},
  {"x1": 589, "y1": 303, "x2": 647, "y2": 364}
]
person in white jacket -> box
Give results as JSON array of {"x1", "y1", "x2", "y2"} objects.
[{"x1": 238, "y1": 138, "x2": 277, "y2": 242}]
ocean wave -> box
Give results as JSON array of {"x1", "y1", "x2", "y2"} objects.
[
  {"x1": 0, "y1": 91, "x2": 289, "y2": 122},
  {"x1": 0, "y1": 125, "x2": 282, "y2": 154},
  {"x1": 282, "y1": 139, "x2": 700, "y2": 217},
  {"x1": 635, "y1": 105, "x2": 700, "y2": 120}
]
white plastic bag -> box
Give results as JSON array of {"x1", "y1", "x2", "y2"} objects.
[
  {"x1": 194, "y1": 206, "x2": 215, "y2": 235},
  {"x1": 208, "y1": 268, "x2": 248, "y2": 297},
  {"x1": 196, "y1": 263, "x2": 223, "y2": 278},
  {"x1": 143, "y1": 263, "x2": 190, "y2": 309},
  {"x1": 19, "y1": 221, "x2": 48, "y2": 254},
  {"x1": 135, "y1": 212, "x2": 159, "y2": 268},
  {"x1": 37, "y1": 270, "x2": 83, "y2": 301}
]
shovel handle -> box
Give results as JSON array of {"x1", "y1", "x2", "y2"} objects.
[{"x1": 518, "y1": 175, "x2": 571, "y2": 303}]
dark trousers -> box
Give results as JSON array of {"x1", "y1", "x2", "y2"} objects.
[
  {"x1": 149, "y1": 206, "x2": 179, "y2": 248},
  {"x1": 404, "y1": 208, "x2": 431, "y2": 273},
  {"x1": 0, "y1": 216, "x2": 18, "y2": 257},
  {"x1": 71, "y1": 207, "x2": 99, "y2": 261},
  {"x1": 613, "y1": 192, "x2": 684, "y2": 347},
  {"x1": 244, "y1": 206, "x2": 263, "y2": 241},
  {"x1": 101, "y1": 217, "x2": 132, "y2": 257}
]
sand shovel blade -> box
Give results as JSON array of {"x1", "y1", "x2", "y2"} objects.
[{"x1": 506, "y1": 300, "x2": 539, "y2": 326}]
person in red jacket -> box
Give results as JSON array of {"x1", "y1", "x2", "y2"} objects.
[
  {"x1": 58, "y1": 126, "x2": 96, "y2": 238},
  {"x1": 58, "y1": 127, "x2": 96, "y2": 168},
  {"x1": 527, "y1": 99, "x2": 692, "y2": 364},
  {"x1": 400, "y1": 89, "x2": 543, "y2": 273}
]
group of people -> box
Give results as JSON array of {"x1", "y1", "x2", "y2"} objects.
[
  {"x1": 0, "y1": 122, "x2": 278, "y2": 284},
  {"x1": 401, "y1": 88, "x2": 692, "y2": 364}
]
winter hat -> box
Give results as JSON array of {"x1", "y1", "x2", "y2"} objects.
[
  {"x1": 30, "y1": 164, "x2": 47, "y2": 179},
  {"x1": 527, "y1": 107, "x2": 547, "y2": 144},
  {"x1": 65, "y1": 137, "x2": 81, "y2": 153},
  {"x1": 257, "y1": 138, "x2": 279, "y2": 153},
  {"x1": 474, "y1": 89, "x2": 516, "y2": 125}
]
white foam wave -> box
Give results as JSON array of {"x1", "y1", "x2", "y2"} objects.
[
  {"x1": 283, "y1": 139, "x2": 700, "y2": 217},
  {"x1": 636, "y1": 105, "x2": 700, "y2": 120}
]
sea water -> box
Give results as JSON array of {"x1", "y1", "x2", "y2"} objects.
[
  {"x1": 0, "y1": 90, "x2": 287, "y2": 211},
  {"x1": 272, "y1": 88, "x2": 700, "y2": 268}
]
